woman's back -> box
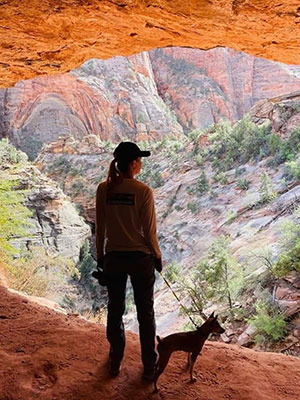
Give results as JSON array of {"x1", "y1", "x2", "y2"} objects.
[{"x1": 96, "y1": 178, "x2": 161, "y2": 257}]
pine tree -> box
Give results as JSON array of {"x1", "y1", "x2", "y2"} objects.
[
  {"x1": 179, "y1": 235, "x2": 244, "y2": 317},
  {"x1": 259, "y1": 172, "x2": 276, "y2": 204},
  {"x1": 203, "y1": 235, "x2": 244, "y2": 309},
  {"x1": 196, "y1": 170, "x2": 209, "y2": 194}
]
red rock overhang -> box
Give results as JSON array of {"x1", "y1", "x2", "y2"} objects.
[{"x1": 1, "y1": 0, "x2": 300, "y2": 88}]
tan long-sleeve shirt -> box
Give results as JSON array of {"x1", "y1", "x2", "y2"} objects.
[{"x1": 95, "y1": 178, "x2": 161, "y2": 259}]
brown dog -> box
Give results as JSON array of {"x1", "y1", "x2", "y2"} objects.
[{"x1": 154, "y1": 312, "x2": 225, "y2": 392}]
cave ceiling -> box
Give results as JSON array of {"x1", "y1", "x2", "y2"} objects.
[{"x1": 1, "y1": 0, "x2": 300, "y2": 88}]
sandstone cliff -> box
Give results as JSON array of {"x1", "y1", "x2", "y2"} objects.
[
  {"x1": 150, "y1": 47, "x2": 300, "y2": 131},
  {"x1": 2, "y1": 47, "x2": 300, "y2": 159},
  {"x1": 0, "y1": 141, "x2": 90, "y2": 262}
]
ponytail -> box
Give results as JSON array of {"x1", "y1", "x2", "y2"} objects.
[
  {"x1": 106, "y1": 159, "x2": 123, "y2": 192},
  {"x1": 106, "y1": 157, "x2": 132, "y2": 192}
]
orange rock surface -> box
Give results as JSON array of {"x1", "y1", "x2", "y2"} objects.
[
  {"x1": 1, "y1": 0, "x2": 300, "y2": 88},
  {"x1": 1, "y1": 285, "x2": 300, "y2": 399}
]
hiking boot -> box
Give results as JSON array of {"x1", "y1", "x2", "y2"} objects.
[
  {"x1": 142, "y1": 368, "x2": 155, "y2": 382},
  {"x1": 109, "y1": 360, "x2": 121, "y2": 377}
]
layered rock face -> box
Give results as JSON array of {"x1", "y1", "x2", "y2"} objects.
[
  {"x1": 0, "y1": 50, "x2": 184, "y2": 159},
  {"x1": 1, "y1": 0, "x2": 300, "y2": 88},
  {"x1": 149, "y1": 47, "x2": 300, "y2": 131},
  {"x1": 250, "y1": 90, "x2": 300, "y2": 136},
  {"x1": 2, "y1": 47, "x2": 300, "y2": 159},
  {"x1": 1, "y1": 152, "x2": 90, "y2": 261},
  {"x1": 23, "y1": 170, "x2": 91, "y2": 261}
]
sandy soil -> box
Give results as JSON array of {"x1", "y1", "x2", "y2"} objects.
[{"x1": 0, "y1": 285, "x2": 300, "y2": 400}]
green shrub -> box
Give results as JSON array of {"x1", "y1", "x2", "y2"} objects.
[
  {"x1": 209, "y1": 190, "x2": 218, "y2": 199},
  {"x1": 234, "y1": 116, "x2": 271, "y2": 162},
  {"x1": 187, "y1": 171, "x2": 209, "y2": 196},
  {"x1": 194, "y1": 154, "x2": 203, "y2": 166},
  {"x1": 0, "y1": 139, "x2": 28, "y2": 165},
  {"x1": 179, "y1": 235, "x2": 244, "y2": 315},
  {"x1": 237, "y1": 178, "x2": 250, "y2": 190},
  {"x1": 202, "y1": 116, "x2": 274, "y2": 170},
  {"x1": 197, "y1": 171, "x2": 209, "y2": 192},
  {"x1": 164, "y1": 261, "x2": 181, "y2": 284},
  {"x1": 248, "y1": 300, "x2": 286, "y2": 343},
  {"x1": 225, "y1": 210, "x2": 238, "y2": 224},
  {"x1": 281, "y1": 126, "x2": 300, "y2": 159},
  {"x1": 9, "y1": 246, "x2": 76, "y2": 297},
  {"x1": 78, "y1": 240, "x2": 97, "y2": 287},
  {"x1": 271, "y1": 126, "x2": 300, "y2": 166},
  {"x1": 273, "y1": 241, "x2": 300, "y2": 277},
  {"x1": 187, "y1": 201, "x2": 200, "y2": 214},
  {"x1": 71, "y1": 181, "x2": 85, "y2": 197},
  {"x1": 48, "y1": 156, "x2": 71, "y2": 174},
  {"x1": 189, "y1": 129, "x2": 202, "y2": 144},
  {"x1": 212, "y1": 172, "x2": 228, "y2": 185},
  {"x1": 268, "y1": 133, "x2": 282, "y2": 156},
  {"x1": 125, "y1": 289, "x2": 135, "y2": 314},
  {"x1": 203, "y1": 235, "x2": 244, "y2": 309},
  {"x1": 138, "y1": 159, "x2": 164, "y2": 188},
  {"x1": 279, "y1": 206, "x2": 300, "y2": 251},
  {"x1": 94, "y1": 169, "x2": 107, "y2": 184},
  {"x1": 284, "y1": 158, "x2": 300, "y2": 181},
  {"x1": 0, "y1": 178, "x2": 31, "y2": 262},
  {"x1": 151, "y1": 170, "x2": 164, "y2": 188},
  {"x1": 69, "y1": 165, "x2": 85, "y2": 177},
  {"x1": 259, "y1": 172, "x2": 277, "y2": 204},
  {"x1": 211, "y1": 157, "x2": 222, "y2": 171}
]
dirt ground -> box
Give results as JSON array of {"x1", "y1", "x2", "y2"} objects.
[{"x1": 0, "y1": 285, "x2": 300, "y2": 400}]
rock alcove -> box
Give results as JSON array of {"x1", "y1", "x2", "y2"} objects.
[
  {"x1": 1, "y1": 0, "x2": 300, "y2": 87},
  {"x1": 1, "y1": 2, "x2": 300, "y2": 399}
]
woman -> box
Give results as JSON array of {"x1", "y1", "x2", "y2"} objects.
[{"x1": 95, "y1": 141, "x2": 162, "y2": 381}]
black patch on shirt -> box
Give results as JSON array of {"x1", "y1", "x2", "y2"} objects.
[{"x1": 106, "y1": 193, "x2": 135, "y2": 206}]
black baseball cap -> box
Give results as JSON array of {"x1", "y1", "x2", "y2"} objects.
[{"x1": 113, "y1": 142, "x2": 151, "y2": 161}]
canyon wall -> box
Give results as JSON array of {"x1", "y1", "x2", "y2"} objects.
[{"x1": 1, "y1": 47, "x2": 300, "y2": 159}]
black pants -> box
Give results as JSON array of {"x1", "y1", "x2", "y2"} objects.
[{"x1": 104, "y1": 251, "x2": 157, "y2": 370}]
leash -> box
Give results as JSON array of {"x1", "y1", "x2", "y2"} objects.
[{"x1": 159, "y1": 271, "x2": 199, "y2": 329}]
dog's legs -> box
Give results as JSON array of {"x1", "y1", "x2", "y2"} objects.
[
  {"x1": 189, "y1": 350, "x2": 200, "y2": 383},
  {"x1": 153, "y1": 351, "x2": 172, "y2": 393},
  {"x1": 187, "y1": 352, "x2": 191, "y2": 367}
]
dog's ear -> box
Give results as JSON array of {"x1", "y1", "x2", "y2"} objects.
[{"x1": 209, "y1": 311, "x2": 215, "y2": 318}]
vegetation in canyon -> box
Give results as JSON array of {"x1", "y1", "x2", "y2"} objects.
[
  {"x1": 1, "y1": 48, "x2": 300, "y2": 353},
  {"x1": 2, "y1": 102, "x2": 299, "y2": 353},
  {"x1": 0, "y1": 139, "x2": 94, "y2": 316}
]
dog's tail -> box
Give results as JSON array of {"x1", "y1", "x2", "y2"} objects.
[{"x1": 156, "y1": 335, "x2": 162, "y2": 344}]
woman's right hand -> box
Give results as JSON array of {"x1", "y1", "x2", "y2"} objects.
[{"x1": 154, "y1": 258, "x2": 163, "y2": 272}]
